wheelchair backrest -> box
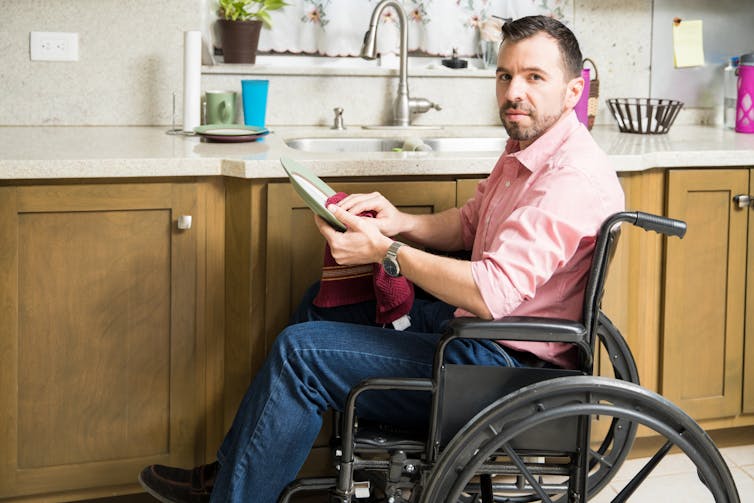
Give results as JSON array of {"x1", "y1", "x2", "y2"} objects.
[
  {"x1": 438, "y1": 364, "x2": 582, "y2": 450},
  {"x1": 581, "y1": 218, "x2": 622, "y2": 353}
]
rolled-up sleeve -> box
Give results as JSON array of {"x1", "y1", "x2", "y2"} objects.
[
  {"x1": 471, "y1": 207, "x2": 587, "y2": 318},
  {"x1": 469, "y1": 169, "x2": 608, "y2": 319}
]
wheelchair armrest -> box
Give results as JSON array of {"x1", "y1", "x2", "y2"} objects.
[
  {"x1": 439, "y1": 317, "x2": 591, "y2": 369},
  {"x1": 445, "y1": 316, "x2": 587, "y2": 344}
]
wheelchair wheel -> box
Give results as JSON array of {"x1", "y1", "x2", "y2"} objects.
[
  {"x1": 465, "y1": 314, "x2": 639, "y2": 502},
  {"x1": 573, "y1": 313, "x2": 640, "y2": 498},
  {"x1": 421, "y1": 377, "x2": 739, "y2": 503}
]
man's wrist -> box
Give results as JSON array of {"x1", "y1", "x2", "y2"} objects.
[
  {"x1": 376, "y1": 237, "x2": 394, "y2": 263},
  {"x1": 381, "y1": 241, "x2": 405, "y2": 277}
]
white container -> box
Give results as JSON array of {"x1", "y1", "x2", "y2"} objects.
[{"x1": 724, "y1": 56, "x2": 740, "y2": 129}]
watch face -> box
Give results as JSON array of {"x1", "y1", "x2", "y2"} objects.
[{"x1": 383, "y1": 258, "x2": 400, "y2": 277}]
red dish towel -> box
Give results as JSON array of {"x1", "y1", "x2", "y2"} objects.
[{"x1": 313, "y1": 192, "x2": 414, "y2": 326}]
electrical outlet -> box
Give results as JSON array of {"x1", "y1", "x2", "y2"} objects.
[{"x1": 30, "y1": 32, "x2": 79, "y2": 61}]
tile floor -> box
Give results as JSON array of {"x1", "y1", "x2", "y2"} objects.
[
  {"x1": 81, "y1": 443, "x2": 754, "y2": 502},
  {"x1": 589, "y1": 443, "x2": 754, "y2": 502}
]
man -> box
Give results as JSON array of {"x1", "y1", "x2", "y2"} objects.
[{"x1": 139, "y1": 15, "x2": 624, "y2": 503}]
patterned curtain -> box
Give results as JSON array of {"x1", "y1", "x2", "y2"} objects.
[{"x1": 258, "y1": 0, "x2": 572, "y2": 57}]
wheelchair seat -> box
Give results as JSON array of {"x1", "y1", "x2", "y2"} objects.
[
  {"x1": 352, "y1": 420, "x2": 426, "y2": 453},
  {"x1": 278, "y1": 212, "x2": 740, "y2": 503}
]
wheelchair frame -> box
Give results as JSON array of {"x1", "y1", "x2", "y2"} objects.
[{"x1": 278, "y1": 212, "x2": 740, "y2": 503}]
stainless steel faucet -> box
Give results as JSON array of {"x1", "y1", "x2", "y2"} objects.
[{"x1": 361, "y1": 0, "x2": 441, "y2": 127}]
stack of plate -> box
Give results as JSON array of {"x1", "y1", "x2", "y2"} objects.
[{"x1": 193, "y1": 125, "x2": 269, "y2": 143}]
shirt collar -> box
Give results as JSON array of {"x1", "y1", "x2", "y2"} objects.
[{"x1": 504, "y1": 111, "x2": 580, "y2": 174}]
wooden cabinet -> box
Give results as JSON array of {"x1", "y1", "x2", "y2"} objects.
[
  {"x1": 600, "y1": 171, "x2": 666, "y2": 392},
  {"x1": 746, "y1": 172, "x2": 754, "y2": 415},
  {"x1": 663, "y1": 169, "x2": 752, "y2": 422},
  {"x1": 5, "y1": 167, "x2": 754, "y2": 500},
  {"x1": 0, "y1": 180, "x2": 225, "y2": 501},
  {"x1": 456, "y1": 178, "x2": 482, "y2": 206}
]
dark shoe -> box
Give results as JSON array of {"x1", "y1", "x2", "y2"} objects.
[{"x1": 138, "y1": 461, "x2": 219, "y2": 503}]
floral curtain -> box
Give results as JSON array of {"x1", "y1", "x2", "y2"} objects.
[{"x1": 258, "y1": 0, "x2": 573, "y2": 57}]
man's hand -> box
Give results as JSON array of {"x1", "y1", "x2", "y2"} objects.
[
  {"x1": 314, "y1": 197, "x2": 492, "y2": 319},
  {"x1": 333, "y1": 192, "x2": 407, "y2": 237},
  {"x1": 315, "y1": 203, "x2": 393, "y2": 265}
]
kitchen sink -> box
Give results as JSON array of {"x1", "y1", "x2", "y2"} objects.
[{"x1": 284, "y1": 136, "x2": 507, "y2": 153}]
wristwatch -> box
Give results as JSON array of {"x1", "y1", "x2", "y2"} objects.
[{"x1": 382, "y1": 241, "x2": 405, "y2": 277}]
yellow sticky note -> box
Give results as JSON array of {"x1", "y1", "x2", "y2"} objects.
[{"x1": 672, "y1": 19, "x2": 705, "y2": 68}]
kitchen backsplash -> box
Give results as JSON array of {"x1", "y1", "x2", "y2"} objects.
[{"x1": 2, "y1": 0, "x2": 716, "y2": 128}]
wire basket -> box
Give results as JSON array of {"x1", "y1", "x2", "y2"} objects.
[{"x1": 606, "y1": 98, "x2": 684, "y2": 134}]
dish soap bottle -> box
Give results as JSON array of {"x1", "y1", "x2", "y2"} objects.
[{"x1": 724, "y1": 56, "x2": 739, "y2": 129}]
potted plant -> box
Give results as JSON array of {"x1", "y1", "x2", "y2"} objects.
[{"x1": 217, "y1": 0, "x2": 288, "y2": 64}]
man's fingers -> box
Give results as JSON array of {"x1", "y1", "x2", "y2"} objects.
[{"x1": 328, "y1": 203, "x2": 360, "y2": 229}]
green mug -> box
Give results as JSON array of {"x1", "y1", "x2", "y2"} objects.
[{"x1": 204, "y1": 90, "x2": 237, "y2": 125}]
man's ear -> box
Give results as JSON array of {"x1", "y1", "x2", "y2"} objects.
[{"x1": 564, "y1": 76, "x2": 585, "y2": 110}]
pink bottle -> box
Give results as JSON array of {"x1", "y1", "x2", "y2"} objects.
[
  {"x1": 575, "y1": 67, "x2": 590, "y2": 128},
  {"x1": 735, "y1": 53, "x2": 754, "y2": 133}
]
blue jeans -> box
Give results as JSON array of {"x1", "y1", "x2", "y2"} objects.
[{"x1": 210, "y1": 283, "x2": 523, "y2": 503}]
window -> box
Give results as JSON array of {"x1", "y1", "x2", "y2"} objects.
[{"x1": 255, "y1": 0, "x2": 572, "y2": 58}]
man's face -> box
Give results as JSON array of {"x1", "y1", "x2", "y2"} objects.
[{"x1": 496, "y1": 32, "x2": 583, "y2": 148}]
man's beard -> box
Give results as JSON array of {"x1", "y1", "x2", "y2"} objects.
[{"x1": 499, "y1": 102, "x2": 562, "y2": 142}]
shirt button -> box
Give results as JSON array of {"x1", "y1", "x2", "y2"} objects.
[{"x1": 505, "y1": 180, "x2": 511, "y2": 187}]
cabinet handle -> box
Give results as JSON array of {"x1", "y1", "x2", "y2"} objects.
[
  {"x1": 177, "y1": 215, "x2": 192, "y2": 230},
  {"x1": 733, "y1": 194, "x2": 752, "y2": 209}
]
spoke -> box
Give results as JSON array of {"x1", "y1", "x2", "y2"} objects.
[
  {"x1": 612, "y1": 439, "x2": 674, "y2": 503},
  {"x1": 588, "y1": 447, "x2": 615, "y2": 470},
  {"x1": 480, "y1": 474, "x2": 494, "y2": 503},
  {"x1": 501, "y1": 444, "x2": 554, "y2": 503}
]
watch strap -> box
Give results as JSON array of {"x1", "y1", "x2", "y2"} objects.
[{"x1": 386, "y1": 241, "x2": 404, "y2": 259}]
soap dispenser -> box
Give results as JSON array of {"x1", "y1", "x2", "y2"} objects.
[
  {"x1": 442, "y1": 48, "x2": 468, "y2": 69},
  {"x1": 724, "y1": 56, "x2": 739, "y2": 129}
]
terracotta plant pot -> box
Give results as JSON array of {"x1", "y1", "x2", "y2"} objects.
[{"x1": 219, "y1": 19, "x2": 262, "y2": 64}]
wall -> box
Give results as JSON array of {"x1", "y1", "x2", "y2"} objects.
[
  {"x1": 650, "y1": 0, "x2": 754, "y2": 110},
  {"x1": 1, "y1": 0, "x2": 691, "y2": 128},
  {"x1": 0, "y1": 0, "x2": 203, "y2": 126}
]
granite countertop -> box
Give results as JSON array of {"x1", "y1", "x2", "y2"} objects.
[{"x1": 1, "y1": 124, "x2": 753, "y2": 180}]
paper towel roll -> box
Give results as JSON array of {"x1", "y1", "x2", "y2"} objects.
[{"x1": 183, "y1": 30, "x2": 202, "y2": 132}]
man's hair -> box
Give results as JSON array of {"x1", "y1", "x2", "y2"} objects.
[{"x1": 501, "y1": 15, "x2": 583, "y2": 80}]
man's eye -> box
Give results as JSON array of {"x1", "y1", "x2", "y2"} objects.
[
  {"x1": 530, "y1": 74, "x2": 543, "y2": 81},
  {"x1": 497, "y1": 73, "x2": 511, "y2": 81}
]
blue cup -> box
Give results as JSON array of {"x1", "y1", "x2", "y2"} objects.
[{"x1": 241, "y1": 79, "x2": 269, "y2": 128}]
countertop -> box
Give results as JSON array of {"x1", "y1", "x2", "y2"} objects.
[{"x1": 1, "y1": 124, "x2": 753, "y2": 180}]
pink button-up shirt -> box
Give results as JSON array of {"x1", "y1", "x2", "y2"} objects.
[{"x1": 457, "y1": 112, "x2": 624, "y2": 368}]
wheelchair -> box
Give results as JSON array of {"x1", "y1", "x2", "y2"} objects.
[{"x1": 278, "y1": 212, "x2": 740, "y2": 503}]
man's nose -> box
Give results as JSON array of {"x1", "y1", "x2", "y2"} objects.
[{"x1": 505, "y1": 76, "x2": 526, "y2": 101}]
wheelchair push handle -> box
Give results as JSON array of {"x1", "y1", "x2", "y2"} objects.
[
  {"x1": 633, "y1": 211, "x2": 686, "y2": 238},
  {"x1": 603, "y1": 211, "x2": 686, "y2": 239}
]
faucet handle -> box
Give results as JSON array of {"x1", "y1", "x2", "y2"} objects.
[
  {"x1": 331, "y1": 107, "x2": 346, "y2": 130},
  {"x1": 409, "y1": 97, "x2": 442, "y2": 114}
]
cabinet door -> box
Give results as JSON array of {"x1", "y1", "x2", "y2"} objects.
[
  {"x1": 266, "y1": 181, "x2": 457, "y2": 339},
  {"x1": 744, "y1": 170, "x2": 754, "y2": 414},
  {"x1": 0, "y1": 183, "x2": 201, "y2": 499},
  {"x1": 456, "y1": 178, "x2": 483, "y2": 207},
  {"x1": 663, "y1": 169, "x2": 749, "y2": 420}
]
